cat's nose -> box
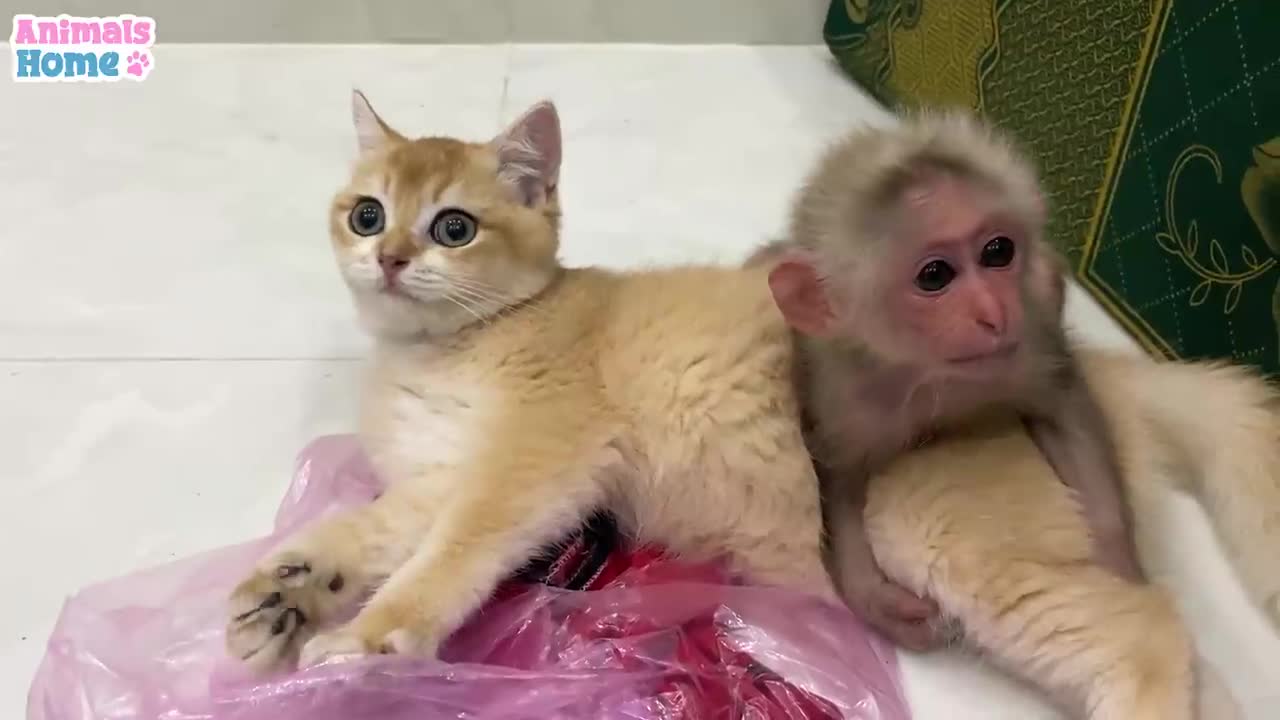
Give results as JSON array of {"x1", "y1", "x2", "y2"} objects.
[{"x1": 378, "y1": 254, "x2": 410, "y2": 277}]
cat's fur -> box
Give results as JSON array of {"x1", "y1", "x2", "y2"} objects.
[
  {"x1": 224, "y1": 94, "x2": 837, "y2": 672},
  {"x1": 864, "y1": 348, "x2": 1280, "y2": 719}
]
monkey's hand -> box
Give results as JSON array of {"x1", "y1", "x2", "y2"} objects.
[
  {"x1": 827, "y1": 476, "x2": 946, "y2": 651},
  {"x1": 833, "y1": 521, "x2": 943, "y2": 651},
  {"x1": 844, "y1": 571, "x2": 943, "y2": 652}
]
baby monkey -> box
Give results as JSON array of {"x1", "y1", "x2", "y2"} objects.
[{"x1": 751, "y1": 112, "x2": 1141, "y2": 650}]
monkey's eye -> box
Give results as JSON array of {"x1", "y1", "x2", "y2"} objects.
[
  {"x1": 914, "y1": 260, "x2": 956, "y2": 292},
  {"x1": 430, "y1": 209, "x2": 478, "y2": 248},
  {"x1": 979, "y1": 236, "x2": 1016, "y2": 268},
  {"x1": 349, "y1": 197, "x2": 385, "y2": 236}
]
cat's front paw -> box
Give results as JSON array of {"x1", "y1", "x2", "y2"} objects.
[
  {"x1": 298, "y1": 624, "x2": 432, "y2": 668},
  {"x1": 226, "y1": 551, "x2": 351, "y2": 673},
  {"x1": 297, "y1": 627, "x2": 373, "y2": 667}
]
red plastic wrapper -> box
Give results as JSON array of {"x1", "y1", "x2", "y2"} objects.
[{"x1": 28, "y1": 435, "x2": 910, "y2": 720}]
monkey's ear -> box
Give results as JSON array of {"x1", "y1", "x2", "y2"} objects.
[{"x1": 768, "y1": 260, "x2": 836, "y2": 336}]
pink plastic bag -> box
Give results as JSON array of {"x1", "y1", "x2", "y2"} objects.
[{"x1": 28, "y1": 435, "x2": 910, "y2": 720}]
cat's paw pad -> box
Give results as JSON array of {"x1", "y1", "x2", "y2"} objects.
[
  {"x1": 125, "y1": 51, "x2": 151, "y2": 78},
  {"x1": 225, "y1": 553, "x2": 349, "y2": 673}
]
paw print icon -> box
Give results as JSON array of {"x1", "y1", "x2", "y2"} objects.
[{"x1": 124, "y1": 50, "x2": 152, "y2": 79}]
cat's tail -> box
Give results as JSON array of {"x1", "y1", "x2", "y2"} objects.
[{"x1": 1083, "y1": 349, "x2": 1280, "y2": 629}]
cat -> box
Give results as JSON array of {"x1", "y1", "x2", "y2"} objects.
[
  {"x1": 863, "y1": 347, "x2": 1280, "y2": 720},
  {"x1": 223, "y1": 93, "x2": 839, "y2": 673}
]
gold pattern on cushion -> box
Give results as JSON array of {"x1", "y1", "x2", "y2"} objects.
[
  {"x1": 885, "y1": 0, "x2": 996, "y2": 109},
  {"x1": 1242, "y1": 138, "x2": 1280, "y2": 360}
]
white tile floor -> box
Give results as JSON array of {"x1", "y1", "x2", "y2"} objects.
[{"x1": 1, "y1": 44, "x2": 1276, "y2": 719}]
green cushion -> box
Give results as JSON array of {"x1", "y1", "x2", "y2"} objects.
[{"x1": 824, "y1": 0, "x2": 1280, "y2": 376}]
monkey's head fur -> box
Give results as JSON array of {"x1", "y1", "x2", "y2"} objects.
[{"x1": 769, "y1": 110, "x2": 1067, "y2": 387}]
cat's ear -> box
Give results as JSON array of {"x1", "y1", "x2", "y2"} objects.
[
  {"x1": 351, "y1": 89, "x2": 403, "y2": 154},
  {"x1": 491, "y1": 101, "x2": 561, "y2": 206}
]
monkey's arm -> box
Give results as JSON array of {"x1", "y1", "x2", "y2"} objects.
[
  {"x1": 1025, "y1": 371, "x2": 1144, "y2": 581},
  {"x1": 823, "y1": 465, "x2": 942, "y2": 651}
]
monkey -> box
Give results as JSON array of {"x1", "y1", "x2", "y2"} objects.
[{"x1": 747, "y1": 110, "x2": 1142, "y2": 650}]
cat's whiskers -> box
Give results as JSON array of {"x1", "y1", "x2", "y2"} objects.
[
  {"x1": 406, "y1": 270, "x2": 515, "y2": 325},
  {"x1": 442, "y1": 269, "x2": 527, "y2": 297},
  {"x1": 445, "y1": 275, "x2": 519, "y2": 304},
  {"x1": 378, "y1": 268, "x2": 521, "y2": 328},
  {"x1": 439, "y1": 292, "x2": 491, "y2": 327},
  {"x1": 442, "y1": 277, "x2": 506, "y2": 303},
  {"x1": 446, "y1": 285, "x2": 509, "y2": 315},
  {"x1": 446, "y1": 287, "x2": 511, "y2": 320},
  {"x1": 446, "y1": 272, "x2": 556, "y2": 322},
  {"x1": 449, "y1": 282, "x2": 539, "y2": 315}
]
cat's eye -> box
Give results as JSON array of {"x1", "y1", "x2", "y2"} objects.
[
  {"x1": 914, "y1": 260, "x2": 956, "y2": 292},
  {"x1": 430, "y1": 209, "x2": 478, "y2": 248},
  {"x1": 349, "y1": 198, "x2": 385, "y2": 237},
  {"x1": 979, "y1": 236, "x2": 1016, "y2": 268}
]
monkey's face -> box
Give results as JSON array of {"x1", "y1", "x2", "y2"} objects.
[{"x1": 881, "y1": 176, "x2": 1031, "y2": 378}]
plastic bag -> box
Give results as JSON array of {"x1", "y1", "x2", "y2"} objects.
[{"x1": 28, "y1": 435, "x2": 910, "y2": 720}]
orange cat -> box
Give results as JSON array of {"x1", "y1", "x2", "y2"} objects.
[
  {"x1": 224, "y1": 93, "x2": 837, "y2": 673},
  {"x1": 863, "y1": 349, "x2": 1279, "y2": 719}
]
